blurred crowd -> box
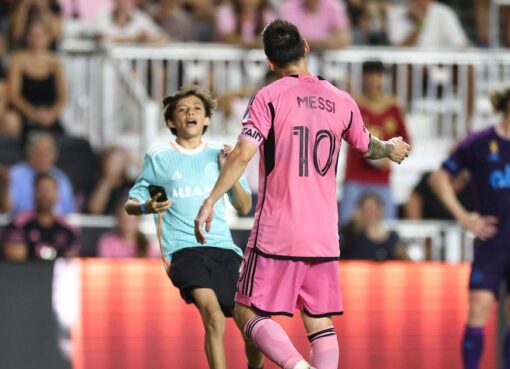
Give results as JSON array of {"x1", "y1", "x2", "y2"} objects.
[{"x1": 0, "y1": 0, "x2": 505, "y2": 261}]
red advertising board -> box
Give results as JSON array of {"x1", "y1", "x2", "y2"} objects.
[{"x1": 70, "y1": 260, "x2": 497, "y2": 369}]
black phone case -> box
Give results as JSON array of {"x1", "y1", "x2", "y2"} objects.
[{"x1": 148, "y1": 185, "x2": 168, "y2": 202}]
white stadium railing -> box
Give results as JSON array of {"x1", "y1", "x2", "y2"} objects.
[
  {"x1": 60, "y1": 42, "x2": 510, "y2": 153},
  {"x1": 52, "y1": 42, "x2": 507, "y2": 240},
  {"x1": 0, "y1": 213, "x2": 474, "y2": 262}
]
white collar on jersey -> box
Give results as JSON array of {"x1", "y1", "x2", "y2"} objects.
[{"x1": 170, "y1": 139, "x2": 207, "y2": 154}]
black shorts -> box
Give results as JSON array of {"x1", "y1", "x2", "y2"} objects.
[{"x1": 168, "y1": 247, "x2": 242, "y2": 317}]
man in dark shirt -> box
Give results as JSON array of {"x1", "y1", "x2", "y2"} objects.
[
  {"x1": 404, "y1": 170, "x2": 473, "y2": 220},
  {"x1": 2, "y1": 173, "x2": 79, "y2": 261}
]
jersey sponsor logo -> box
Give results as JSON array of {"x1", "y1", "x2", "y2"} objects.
[
  {"x1": 489, "y1": 165, "x2": 510, "y2": 189},
  {"x1": 172, "y1": 184, "x2": 213, "y2": 199},
  {"x1": 297, "y1": 96, "x2": 335, "y2": 113},
  {"x1": 444, "y1": 159, "x2": 458, "y2": 172},
  {"x1": 171, "y1": 171, "x2": 183, "y2": 181},
  {"x1": 488, "y1": 139, "x2": 500, "y2": 162},
  {"x1": 241, "y1": 127, "x2": 264, "y2": 143}
]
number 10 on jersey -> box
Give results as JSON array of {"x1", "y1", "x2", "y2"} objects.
[{"x1": 293, "y1": 126, "x2": 336, "y2": 177}]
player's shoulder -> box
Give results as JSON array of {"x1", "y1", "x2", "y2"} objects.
[
  {"x1": 258, "y1": 76, "x2": 299, "y2": 97},
  {"x1": 205, "y1": 142, "x2": 223, "y2": 154},
  {"x1": 319, "y1": 80, "x2": 355, "y2": 103},
  {"x1": 460, "y1": 127, "x2": 495, "y2": 147},
  {"x1": 146, "y1": 142, "x2": 176, "y2": 158}
]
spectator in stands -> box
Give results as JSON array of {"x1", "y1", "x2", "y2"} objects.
[
  {"x1": 97, "y1": 201, "x2": 152, "y2": 258},
  {"x1": 404, "y1": 170, "x2": 473, "y2": 220},
  {"x1": 59, "y1": 0, "x2": 112, "y2": 21},
  {"x1": 346, "y1": 0, "x2": 389, "y2": 45},
  {"x1": 147, "y1": 0, "x2": 195, "y2": 42},
  {"x1": 0, "y1": 166, "x2": 10, "y2": 212},
  {"x1": 94, "y1": 0, "x2": 168, "y2": 44},
  {"x1": 87, "y1": 146, "x2": 135, "y2": 215},
  {"x1": 2, "y1": 173, "x2": 80, "y2": 261},
  {"x1": 281, "y1": 0, "x2": 351, "y2": 50},
  {"x1": 341, "y1": 192, "x2": 408, "y2": 261},
  {"x1": 9, "y1": 133, "x2": 75, "y2": 214},
  {"x1": 386, "y1": 0, "x2": 469, "y2": 48},
  {"x1": 475, "y1": 0, "x2": 510, "y2": 47},
  {"x1": 8, "y1": 20, "x2": 67, "y2": 139},
  {"x1": 0, "y1": 35, "x2": 23, "y2": 139},
  {"x1": 215, "y1": 0, "x2": 276, "y2": 47},
  {"x1": 182, "y1": 0, "x2": 216, "y2": 42},
  {"x1": 0, "y1": 1, "x2": 10, "y2": 32},
  {"x1": 9, "y1": 0, "x2": 62, "y2": 50},
  {"x1": 340, "y1": 61, "x2": 410, "y2": 225}
]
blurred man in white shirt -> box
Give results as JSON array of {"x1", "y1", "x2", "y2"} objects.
[
  {"x1": 387, "y1": 0, "x2": 469, "y2": 48},
  {"x1": 95, "y1": 0, "x2": 167, "y2": 44}
]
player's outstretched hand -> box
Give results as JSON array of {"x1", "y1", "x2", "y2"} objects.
[
  {"x1": 388, "y1": 136, "x2": 411, "y2": 164},
  {"x1": 144, "y1": 193, "x2": 172, "y2": 214},
  {"x1": 195, "y1": 200, "x2": 215, "y2": 244},
  {"x1": 460, "y1": 212, "x2": 498, "y2": 241}
]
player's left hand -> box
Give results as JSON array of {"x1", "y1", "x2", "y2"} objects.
[
  {"x1": 219, "y1": 144, "x2": 233, "y2": 169},
  {"x1": 388, "y1": 136, "x2": 411, "y2": 164},
  {"x1": 195, "y1": 199, "x2": 215, "y2": 244}
]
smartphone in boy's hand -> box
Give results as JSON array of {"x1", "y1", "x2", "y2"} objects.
[{"x1": 148, "y1": 185, "x2": 168, "y2": 202}]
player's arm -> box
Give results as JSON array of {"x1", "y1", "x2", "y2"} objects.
[
  {"x1": 362, "y1": 135, "x2": 410, "y2": 164},
  {"x1": 195, "y1": 140, "x2": 258, "y2": 243},
  {"x1": 429, "y1": 168, "x2": 497, "y2": 241}
]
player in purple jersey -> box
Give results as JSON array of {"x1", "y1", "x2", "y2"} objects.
[
  {"x1": 194, "y1": 20, "x2": 410, "y2": 369},
  {"x1": 430, "y1": 86, "x2": 510, "y2": 369}
]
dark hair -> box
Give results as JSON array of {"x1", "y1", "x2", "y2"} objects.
[
  {"x1": 491, "y1": 86, "x2": 510, "y2": 114},
  {"x1": 362, "y1": 60, "x2": 385, "y2": 74},
  {"x1": 162, "y1": 85, "x2": 218, "y2": 136},
  {"x1": 262, "y1": 19, "x2": 305, "y2": 68},
  {"x1": 357, "y1": 192, "x2": 383, "y2": 208},
  {"x1": 34, "y1": 172, "x2": 57, "y2": 187}
]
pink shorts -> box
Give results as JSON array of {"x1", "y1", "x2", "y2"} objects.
[{"x1": 235, "y1": 248, "x2": 343, "y2": 317}]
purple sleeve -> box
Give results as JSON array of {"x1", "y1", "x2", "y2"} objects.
[
  {"x1": 342, "y1": 95, "x2": 370, "y2": 153},
  {"x1": 441, "y1": 140, "x2": 471, "y2": 176}
]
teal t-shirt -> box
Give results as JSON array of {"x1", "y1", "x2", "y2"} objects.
[{"x1": 128, "y1": 140, "x2": 250, "y2": 261}]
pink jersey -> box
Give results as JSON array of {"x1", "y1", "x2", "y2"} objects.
[{"x1": 239, "y1": 75, "x2": 370, "y2": 260}]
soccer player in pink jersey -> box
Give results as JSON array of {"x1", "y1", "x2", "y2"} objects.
[{"x1": 195, "y1": 20, "x2": 411, "y2": 369}]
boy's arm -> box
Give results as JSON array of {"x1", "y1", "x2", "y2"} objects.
[
  {"x1": 228, "y1": 181, "x2": 252, "y2": 215},
  {"x1": 125, "y1": 154, "x2": 171, "y2": 216},
  {"x1": 219, "y1": 145, "x2": 252, "y2": 215},
  {"x1": 125, "y1": 194, "x2": 171, "y2": 216}
]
